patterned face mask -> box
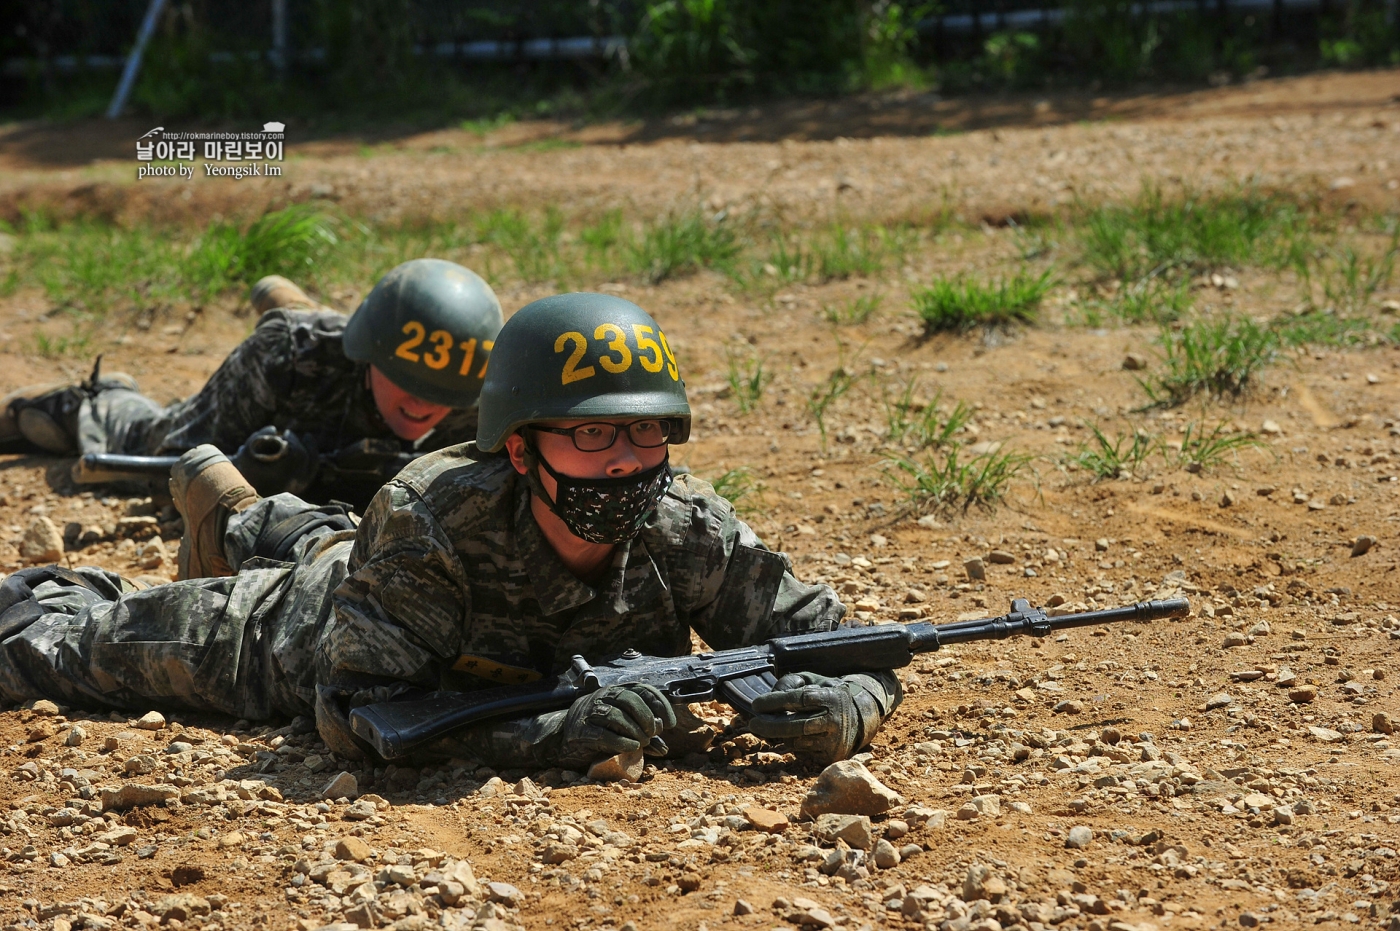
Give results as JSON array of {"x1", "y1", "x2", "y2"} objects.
[{"x1": 528, "y1": 448, "x2": 673, "y2": 545}]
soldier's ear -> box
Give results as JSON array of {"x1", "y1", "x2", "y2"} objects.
[{"x1": 504, "y1": 433, "x2": 529, "y2": 475}]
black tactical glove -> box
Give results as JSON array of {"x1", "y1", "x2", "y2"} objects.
[
  {"x1": 747, "y1": 671, "x2": 900, "y2": 766},
  {"x1": 557, "y1": 684, "x2": 678, "y2": 768},
  {"x1": 231, "y1": 426, "x2": 317, "y2": 496}
]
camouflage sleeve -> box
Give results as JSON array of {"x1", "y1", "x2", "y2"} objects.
[
  {"x1": 154, "y1": 314, "x2": 294, "y2": 454},
  {"x1": 660, "y1": 475, "x2": 846, "y2": 652},
  {"x1": 416, "y1": 407, "x2": 478, "y2": 452},
  {"x1": 315, "y1": 482, "x2": 469, "y2": 758}
]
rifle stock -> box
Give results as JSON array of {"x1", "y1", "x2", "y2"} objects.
[{"x1": 349, "y1": 596, "x2": 1189, "y2": 760}]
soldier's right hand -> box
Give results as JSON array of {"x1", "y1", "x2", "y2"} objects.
[{"x1": 558, "y1": 684, "x2": 677, "y2": 764}]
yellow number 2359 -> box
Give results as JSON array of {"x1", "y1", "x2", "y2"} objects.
[{"x1": 554, "y1": 324, "x2": 678, "y2": 385}]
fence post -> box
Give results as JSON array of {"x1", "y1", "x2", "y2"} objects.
[
  {"x1": 272, "y1": 0, "x2": 289, "y2": 75},
  {"x1": 105, "y1": 0, "x2": 169, "y2": 119}
]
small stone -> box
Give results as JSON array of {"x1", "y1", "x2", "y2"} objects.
[
  {"x1": 21, "y1": 517, "x2": 64, "y2": 563},
  {"x1": 1249, "y1": 620, "x2": 1271, "y2": 636},
  {"x1": 335, "y1": 837, "x2": 373, "y2": 862},
  {"x1": 100, "y1": 783, "x2": 179, "y2": 810},
  {"x1": 872, "y1": 838, "x2": 900, "y2": 869},
  {"x1": 134, "y1": 710, "x2": 166, "y2": 730},
  {"x1": 1272, "y1": 807, "x2": 1294, "y2": 826},
  {"x1": 153, "y1": 895, "x2": 210, "y2": 922},
  {"x1": 884, "y1": 819, "x2": 909, "y2": 839},
  {"x1": 217, "y1": 831, "x2": 245, "y2": 849},
  {"x1": 49, "y1": 852, "x2": 71, "y2": 868},
  {"x1": 31, "y1": 699, "x2": 60, "y2": 715},
  {"x1": 963, "y1": 557, "x2": 986, "y2": 581},
  {"x1": 1220, "y1": 490, "x2": 1236, "y2": 508},
  {"x1": 801, "y1": 760, "x2": 903, "y2": 818},
  {"x1": 1240, "y1": 793, "x2": 1273, "y2": 810},
  {"x1": 1009, "y1": 801, "x2": 1034, "y2": 815},
  {"x1": 1065, "y1": 826, "x2": 1093, "y2": 849},
  {"x1": 1053, "y1": 700, "x2": 1084, "y2": 714},
  {"x1": 1204, "y1": 692, "x2": 1234, "y2": 710},
  {"x1": 734, "y1": 899, "x2": 754, "y2": 916},
  {"x1": 1260, "y1": 420, "x2": 1281, "y2": 435},
  {"x1": 1375, "y1": 713, "x2": 1395, "y2": 735},
  {"x1": 1307, "y1": 725, "x2": 1344, "y2": 743},
  {"x1": 586, "y1": 749, "x2": 645, "y2": 783},
  {"x1": 1352, "y1": 535, "x2": 1377, "y2": 557},
  {"x1": 63, "y1": 726, "x2": 86, "y2": 747},
  {"x1": 987, "y1": 550, "x2": 1016, "y2": 564},
  {"x1": 743, "y1": 807, "x2": 789, "y2": 833},
  {"x1": 812, "y1": 813, "x2": 873, "y2": 850},
  {"x1": 899, "y1": 843, "x2": 923, "y2": 860},
  {"x1": 1223, "y1": 632, "x2": 1249, "y2": 648},
  {"x1": 1239, "y1": 911, "x2": 1261, "y2": 927},
  {"x1": 1289, "y1": 686, "x2": 1318, "y2": 704},
  {"x1": 487, "y1": 882, "x2": 523, "y2": 906},
  {"x1": 1122, "y1": 352, "x2": 1148, "y2": 371},
  {"x1": 321, "y1": 771, "x2": 359, "y2": 800}
]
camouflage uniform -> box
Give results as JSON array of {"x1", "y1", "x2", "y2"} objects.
[
  {"x1": 79, "y1": 308, "x2": 476, "y2": 505},
  {"x1": 0, "y1": 451, "x2": 860, "y2": 769}
]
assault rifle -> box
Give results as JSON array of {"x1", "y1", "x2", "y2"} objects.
[
  {"x1": 349, "y1": 596, "x2": 1190, "y2": 760},
  {"x1": 76, "y1": 438, "x2": 420, "y2": 505}
]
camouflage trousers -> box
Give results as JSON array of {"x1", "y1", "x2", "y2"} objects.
[
  {"x1": 0, "y1": 495, "x2": 354, "y2": 719},
  {"x1": 77, "y1": 385, "x2": 179, "y2": 456}
]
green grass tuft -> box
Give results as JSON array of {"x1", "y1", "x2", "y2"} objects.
[
  {"x1": 913, "y1": 270, "x2": 1053, "y2": 335},
  {"x1": 628, "y1": 213, "x2": 739, "y2": 284},
  {"x1": 709, "y1": 467, "x2": 764, "y2": 515},
  {"x1": 1173, "y1": 421, "x2": 1268, "y2": 473},
  {"x1": 725, "y1": 349, "x2": 772, "y2": 414},
  {"x1": 882, "y1": 381, "x2": 971, "y2": 450},
  {"x1": 822, "y1": 293, "x2": 882, "y2": 326},
  {"x1": 1136, "y1": 316, "x2": 1279, "y2": 408},
  {"x1": 884, "y1": 446, "x2": 1031, "y2": 514},
  {"x1": 1078, "y1": 187, "x2": 1315, "y2": 282},
  {"x1": 1071, "y1": 424, "x2": 1156, "y2": 481}
]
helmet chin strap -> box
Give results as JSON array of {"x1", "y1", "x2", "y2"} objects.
[{"x1": 519, "y1": 433, "x2": 565, "y2": 517}]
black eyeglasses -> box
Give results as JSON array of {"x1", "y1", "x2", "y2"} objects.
[{"x1": 531, "y1": 419, "x2": 673, "y2": 452}]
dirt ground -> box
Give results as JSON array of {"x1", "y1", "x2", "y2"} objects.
[{"x1": 1, "y1": 71, "x2": 1399, "y2": 931}]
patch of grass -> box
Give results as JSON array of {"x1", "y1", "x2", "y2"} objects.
[
  {"x1": 460, "y1": 113, "x2": 516, "y2": 136},
  {"x1": 1070, "y1": 424, "x2": 1156, "y2": 481},
  {"x1": 758, "y1": 233, "x2": 815, "y2": 286},
  {"x1": 1271, "y1": 310, "x2": 1377, "y2": 348},
  {"x1": 822, "y1": 293, "x2": 882, "y2": 326},
  {"x1": 813, "y1": 225, "x2": 910, "y2": 281},
  {"x1": 913, "y1": 269, "x2": 1054, "y2": 335},
  {"x1": 1079, "y1": 188, "x2": 1315, "y2": 282},
  {"x1": 34, "y1": 331, "x2": 93, "y2": 358},
  {"x1": 884, "y1": 446, "x2": 1032, "y2": 514},
  {"x1": 1173, "y1": 421, "x2": 1267, "y2": 473},
  {"x1": 628, "y1": 212, "x2": 739, "y2": 284},
  {"x1": 1136, "y1": 316, "x2": 1279, "y2": 408},
  {"x1": 709, "y1": 467, "x2": 763, "y2": 515},
  {"x1": 476, "y1": 207, "x2": 568, "y2": 284},
  {"x1": 725, "y1": 348, "x2": 772, "y2": 414},
  {"x1": 1301, "y1": 232, "x2": 1399, "y2": 314},
  {"x1": 1081, "y1": 276, "x2": 1193, "y2": 326},
  {"x1": 882, "y1": 381, "x2": 971, "y2": 450},
  {"x1": 806, "y1": 338, "x2": 865, "y2": 452}
]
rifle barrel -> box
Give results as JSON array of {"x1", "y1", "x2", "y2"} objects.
[{"x1": 923, "y1": 597, "x2": 1189, "y2": 647}]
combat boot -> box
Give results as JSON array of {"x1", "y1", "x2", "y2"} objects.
[
  {"x1": 170, "y1": 445, "x2": 260, "y2": 580},
  {"x1": 3, "y1": 360, "x2": 139, "y2": 455},
  {"x1": 249, "y1": 276, "x2": 318, "y2": 315}
]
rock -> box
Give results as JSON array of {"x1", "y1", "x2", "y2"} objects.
[
  {"x1": 743, "y1": 807, "x2": 789, "y2": 833},
  {"x1": 134, "y1": 710, "x2": 166, "y2": 730},
  {"x1": 872, "y1": 838, "x2": 900, "y2": 869},
  {"x1": 1223, "y1": 632, "x2": 1249, "y2": 648},
  {"x1": 1308, "y1": 725, "x2": 1344, "y2": 743},
  {"x1": 899, "y1": 843, "x2": 923, "y2": 861},
  {"x1": 1249, "y1": 620, "x2": 1271, "y2": 637},
  {"x1": 1009, "y1": 801, "x2": 1034, "y2": 815},
  {"x1": 64, "y1": 725, "x2": 86, "y2": 747},
  {"x1": 153, "y1": 895, "x2": 210, "y2": 922},
  {"x1": 1204, "y1": 692, "x2": 1233, "y2": 710},
  {"x1": 1272, "y1": 807, "x2": 1294, "y2": 826},
  {"x1": 1220, "y1": 490, "x2": 1236, "y2": 508},
  {"x1": 1240, "y1": 793, "x2": 1273, "y2": 811},
  {"x1": 1352, "y1": 535, "x2": 1377, "y2": 557},
  {"x1": 1375, "y1": 712, "x2": 1395, "y2": 735},
  {"x1": 884, "y1": 819, "x2": 908, "y2": 839},
  {"x1": 487, "y1": 882, "x2": 523, "y2": 907},
  {"x1": 1288, "y1": 686, "x2": 1318, "y2": 704},
  {"x1": 541, "y1": 843, "x2": 579, "y2": 864},
  {"x1": 1122, "y1": 352, "x2": 1148, "y2": 371},
  {"x1": 1260, "y1": 420, "x2": 1281, "y2": 435},
  {"x1": 1053, "y1": 700, "x2": 1084, "y2": 714},
  {"x1": 343, "y1": 799, "x2": 377, "y2": 821},
  {"x1": 335, "y1": 837, "x2": 373, "y2": 862},
  {"x1": 1276, "y1": 666, "x2": 1297, "y2": 687},
  {"x1": 800, "y1": 760, "x2": 903, "y2": 817},
  {"x1": 734, "y1": 899, "x2": 754, "y2": 916},
  {"x1": 322, "y1": 771, "x2": 359, "y2": 800},
  {"x1": 987, "y1": 550, "x2": 1016, "y2": 564},
  {"x1": 963, "y1": 557, "x2": 986, "y2": 581},
  {"x1": 217, "y1": 831, "x2": 245, "y2": 848},
  {"x1": 586, "y1": 749, "x2": 645, "y2": 783},
  {"x1": 812, "y1": 813, "x2": 873, "y2": 850},
  {"x1": 100, "y1": 784, "x2": 179, "y2": 811},
  {"x1": 31, "y1": 699, "x2": 60, "y2": 715},
  {"x1": 1066, "y1": 826, "x2": 1093, "y2": 849},
  {"x1": 21, "y1": 517, "x2": 64, "y2": 563},
  {"x1": 963, "y1": 864, "x2": 1008, "y2": 901},
  {"x1": 1239, "y1": 912, "x2": 1261, "y2": 928}
]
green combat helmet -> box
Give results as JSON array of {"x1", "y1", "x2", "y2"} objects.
[
  {"x1": 343, "y1": 259, "x2": 504, "y2": 408},
  {"x1": 476, "y1": 292, "x2": 691, "y2": 452}
]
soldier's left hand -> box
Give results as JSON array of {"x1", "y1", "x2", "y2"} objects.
[
  {"x1": 232, "y1": 426, "x2": 317, "y2": 496},
  {"x1": 747, "y1": 671, "x2": 883, "y2": 766}
]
